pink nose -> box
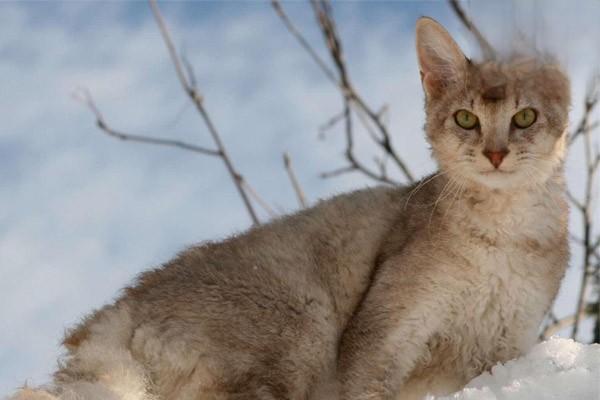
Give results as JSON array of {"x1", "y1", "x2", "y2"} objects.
[{"x1": 483, "y1": 148, "x2": 509, "y2": 169}]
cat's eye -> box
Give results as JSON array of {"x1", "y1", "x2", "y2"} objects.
[
  {"x1": 512, "y1": 108, "x2": 537, "y2": 129},
  {"x1": 454, "y1": 110, "x2": 479, "y2": 130}
]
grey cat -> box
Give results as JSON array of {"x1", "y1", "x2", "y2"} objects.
[{"x1": 9, "y1": 17, "x2": 570, "y2": 400}]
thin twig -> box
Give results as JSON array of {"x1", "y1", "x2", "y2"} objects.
[
  {"x1": 448, "y1": 0, "x2": 496, "y2": 60},
  {"x1": 320, "y1": 165, "x2": 356, "y2": 179},
  {"x1": 340, "y1": 98, "x2": 398, "y2": 185},
  {"x1": 571, "y1": 77, "x2": 600, "y2": 340},
  {"x1": 181, "y1": 53, "x2": 198, "y2": 90},
  {"x1": 541, "y1": 302, "x2": 598, "y2": 340},
  {"x1": 273, "y1": 0, "x2": 414, "y2": 184},
  {"x1": 312, "y1": 0, "x2": 413, "y2": 183},
  {"x1": 569, "y1": 77, "x2": 600, "y2": 145},
  {"x1": 374, "y1": 154, "x2": 390, "y2": 181},
  {"x1": 312, "y1": 0, "x2": 414, "y2": 182},
  {"x1": 591, "y1": 236, "x2": 600, "y2": 253},
  {"x1": 271, "y1": 0, "x2": 338, "y2": 85},
  {"x1": 569, "y1": 233, "x2": 584, "y2": 246},
  {"x1": 318, "y1": 110, "x2": 345, "y2": 139},
  {"x1": 567, "y1": 189, "x2": 585, "y2": 211},
  {"x1": 73, "y1": 89, "x2": 221, "y2": 157},
  {"x1": 240, "y1": 180, "x2": 278, "y2": 219},
  {"x1": 149, "y1": 0, "x2": 191, "y2": 92},
  {"x1": 149, "y1": 0, "x2": 259, "y2": 225},
  {"x1": 283, "y1": 152, "x2": 308, "y2": 208},
  {"x1": 355, "y1": 106, "x2": 385, "y2": 144}
]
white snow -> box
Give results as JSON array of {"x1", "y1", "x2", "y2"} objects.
[
  {"x1": 5, "y1": 338, "x2": 599, "y2": 399},
  {"x1": 431, "y1": 338, "x2": 600, "y2": 400}
]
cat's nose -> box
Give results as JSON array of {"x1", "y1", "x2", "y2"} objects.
[{"x1": 483, "y1": 148, "x2": 509, "y2": 169}]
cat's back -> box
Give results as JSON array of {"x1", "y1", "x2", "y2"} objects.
[{"x1": 125, "y1": 185, "x2": 405, "y2": 327}]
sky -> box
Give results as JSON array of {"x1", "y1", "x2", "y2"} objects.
[{"x1": 1, "y1": 0, "x2": 600, "y2": 395}]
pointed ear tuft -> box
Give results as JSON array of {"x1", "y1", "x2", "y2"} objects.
[{"x1": 416, "y1": 17, "x2": 467, "y2": 97}]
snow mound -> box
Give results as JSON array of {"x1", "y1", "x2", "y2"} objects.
[{"x1": 431, "y1": 338, "x2": 600, "y2": 400}]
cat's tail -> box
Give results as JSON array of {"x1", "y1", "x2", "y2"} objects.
[{"x1": 6, "y1": 304, "x2": 154, "y2": 400}]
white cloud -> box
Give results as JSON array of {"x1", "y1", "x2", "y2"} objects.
[{"x1": 0, "y1": 1, "x2": 599, "y2": 395}]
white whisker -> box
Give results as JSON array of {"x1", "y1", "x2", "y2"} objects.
[
  {"x1": 442, "y1": 179, "x2": 466, "y2": 221},
  {"x1": 403, "y1": 163, "x2": 464, "y2": 210},
  {"x1": 427, "y1": 177, "x2": 459, "y2": 233}
]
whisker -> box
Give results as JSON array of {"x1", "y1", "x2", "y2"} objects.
[
  {"x1": 403, "y1": 163, "x2": 465, "y2": 210},
  {"x1": 404, "y1": 171, "x2": 446, "y2": 210},
  {"x1": 442, "y1": 179, "x2": 466, "y2": 221},
  {"x1": 427, "y1": 178, "x2": 459, "y2": 233}
]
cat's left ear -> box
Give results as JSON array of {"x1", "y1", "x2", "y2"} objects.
[{"x1": 416, "y1": 17, "x2": 468, "y2": 97}]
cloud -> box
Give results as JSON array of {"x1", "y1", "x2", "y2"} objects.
[{"x1": 0, "y1": 1, "x2": 599, "y2": 394}]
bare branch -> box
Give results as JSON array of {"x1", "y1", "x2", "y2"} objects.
[
  {"x1": 73, "y1": 89, "x2": 221, "y2": 157},
  {"x1": 593, "y1": 247, "x2": 600, "y2": 263},
  {"x1": 592, "y1": 235, "x2": 600, "y2": 253},
  {"x1": 353, "y1": 97, "x2": 414, "y2": 182},
  {"x1": 542, "y1": 303, "x2": 599, "y2": 340},
  {"x1": 378, "y1": 104, "x2": 390, "y2": 127},
  {"x1": 570, "y1": 233, "x2": 584, "y2": 246},
  {"x1": 149, "y1": 0, "x2": 192, "y2": 93},
  {"x1": 355, "y1": 106, "x2": 385, "y2": 144},
  {"x1": 373, "y1": 154, "x2": 389, "y2": 181},
  {"x1": 320, "y1": 165, "x2": 356, "y2": 179},
  {"x1": 571, "y1": 76, "x2": 600, "y2": 340},
  {"x1": 567, "y1": 189, "x2": 585, "y2": 211},
  {"x1": 270, "y1": 0, "x2": 338, "y2": 85},
  {"x1": 283, "y1": 152, "x2": 308, "y2": 208},
  {"x1": 313, "y1": 0, "x2": 414, "y2": 183},
  {"x1": 341, "y1": 99, "x2": 399, "y2": 185},
  {"x1": 318, "y1": 110, "x2": 345, "y2": 139},
  {"x1": 448, "y1": 0, "x2": 495, "y2": 60},
  {"x1": 274, "y1": 0, "x2": 415, "y2": 184},
  {"x1": 240, "y1": 180, "x2": 277, "y2": 219},
  {"x1": 570, "y1": 76, "x2": 600, "y2": 145},
  {"x1": 181, "y1": 53, "x2": 198, "y2": 91},
  {"x1": 149, "y1": 0, "x2": 259, "y2": 225}
]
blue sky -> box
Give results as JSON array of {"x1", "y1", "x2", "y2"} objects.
[{"x1": 1, "y1": 0, "x2": 599, "y2": 395}]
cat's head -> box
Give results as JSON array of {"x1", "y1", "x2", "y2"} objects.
[{"x1": 415, "y1": 17, "x2": 570, "y2": 191}]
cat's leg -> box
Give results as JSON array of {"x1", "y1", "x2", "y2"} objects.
[
  {"x1": 214, "y1": 327, "x2": 338, "y2": 400},
  {"x1": 337, "y1": 258, "x2": 456, "y2": 400}
]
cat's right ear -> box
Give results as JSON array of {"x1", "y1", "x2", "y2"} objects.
[{"x1": 415, "y1": 17, "x2": 467, "y2": 97}]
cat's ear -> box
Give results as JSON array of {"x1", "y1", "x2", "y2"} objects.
[{"x1": 416, "y1": 17, "x2": 467, "y2": 97}]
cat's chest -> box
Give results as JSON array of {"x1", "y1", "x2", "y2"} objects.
[
  {"x1": 452, "y1": 264, "x2": 546, "y2": 350},
  {"x1": 440, "y1": 196, "x2": 565, "y2": 357},
  {"x1": 448, "y1": 192, "x2": 563, "y2": 283},
  {"x1": 418, "y1": 245, "x2": 555, "y2": 391}
]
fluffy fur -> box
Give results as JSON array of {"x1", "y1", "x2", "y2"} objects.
[{"x1": 7, "y1": 17, "x2": 570, "y2": 400}]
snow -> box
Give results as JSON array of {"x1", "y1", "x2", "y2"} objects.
[
  {"x1": 4, "y1": 338, "x2": 598, "y2": 400},
  {"x1": 431, "y1": 338, "x2": 600, "y2": 400}
]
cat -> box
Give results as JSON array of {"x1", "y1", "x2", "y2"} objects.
[{"x1": 9, "y1": 16, "x2": 570, "y2": 400}]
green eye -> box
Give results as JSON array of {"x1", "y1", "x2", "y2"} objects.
[
  {"x1": 454, "y1": 109, "x2": 479, "y2": 130},
  {"x1": 512, "y1": 108, "x2": 537, "y2": 128}
]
